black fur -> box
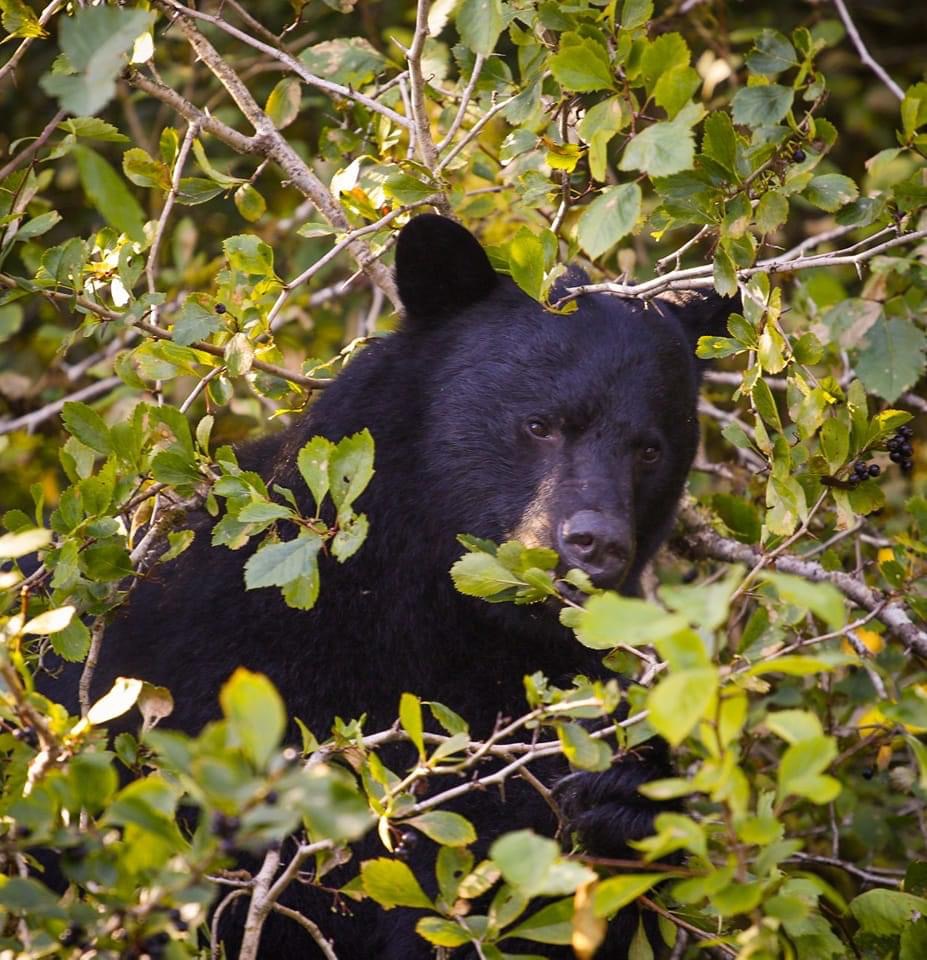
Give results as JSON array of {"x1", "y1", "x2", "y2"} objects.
[{"x1": 43, "y1": 216, "x2": 737, "y2": 958}]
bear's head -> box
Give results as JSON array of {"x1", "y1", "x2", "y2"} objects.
[{"x1": 394, "y1": 214, "x2": 736, "y2": 596}]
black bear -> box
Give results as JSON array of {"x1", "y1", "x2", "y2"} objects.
[{"x1": 53, "y1": 214, "x2": 734, "y2": 957}]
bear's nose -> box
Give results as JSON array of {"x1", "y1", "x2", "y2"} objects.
[{"x1": 557, "y1": 510, "x2": 633, "y2": 587}]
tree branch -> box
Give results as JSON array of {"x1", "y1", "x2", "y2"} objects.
[
  {"x1": 562, "y1": 229, "x2": 927, "y2": 301},
  {"x1": 832, "y1": 0, "x2": 905, "y2": 101},
  {"x1": 673, "y1": 500, "x2": 927, "y2": 659},
  {"x1": 0, "y1": 109, "x2": 66, "y2": 182}
]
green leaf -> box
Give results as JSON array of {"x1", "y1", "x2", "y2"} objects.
[
  {"x1": 173, "y1": 298, "x2": 222, "y2": 346},
  {"x1": 219, "y1": 667, "x2": 286, "y2": 769},
  {"x1": 620, "y1": 120, "x2": 694, "y2": 177},
  {"x1": 702, "y1": 111, "x2": 737, "y2": 175},
  {"x1": 641, "y1": 33, "x2": 690, "y2": 92},
  {"x1": 550, "y1": 34, "x2": 614, "y2": 93},
  {"x1": 451, "y1": 551, "x2": 523, "y2": 599},
  {"x1": 577, "y1": 97, "x2": 629, "y2": 181},
  {"x1": 87, "y1": 676, "x2": 143, "y2": 725},
  {"x1": 405, "y1": 811, "x2": 476, "y2": 847},
  {"x1": 59, "y1": 116, "x2": 129, "y2": 142},
  {"x1": 574, "y1": 593, "x2": 687, "y2": 649},
  {"x1": 71, "y1": 146, "x2": 145, "y2": 243},
  {"x1": 746, "y1": 30, "x2": 797, "y2": 76},
  {"x1": 593, "y1": 874, "x2": 663, "y2": 917},
  {"x1": 297, "y1": 436, "x2": 334, "y2": 512},
  {"x1": 820, "y1": 417, "x2": 849, "y2": 473},
  {"x1": 506, "y1": 898, "x2": 574, "y2": 944},
  {"x1": 577, "y1": 183, "x2": 641, "y2": 260},
  {"x1": 265, "y1": 77, "x2": 302, "y2": 130},
  {"x1": 329, "y1": 429, "x2": 375, "y2": 513},
  {"x1": 621, "y1": 0, "x2": 653, "y2": 30},
  {"x1": 557, "y1": 721, "x2": 612, "y2": 771},
  {"x1": 234, "y1": 184, "x2": 266, "y2": 222},
  {"x1": 361, "y1": 858, "x2": 433, "y2": 909},
  {"x1": 713, "y1": 245, "x2": 738, "y2": 298},
  {"x1": 855, "y1": 315, "x2": 927, "y2": 403},
  {"x1": 777, "y1": 735, "x2": 840, "y2": 803},
  {"x1": 731, "y1": 84, "x2": 794, "y2": 126},
  {"x1": 658, "y1": 565, "x2": 744, "y2": 631},
  {"x1": 415, "y1": 917, "x2": 471, "y2": 947},
  {"x1": 647, "y1": 668, "x2": 718, "y2": 746},
  {"x1": 760, "y1": 572, "x2": 846, "y2": 629},
  {"x1": 804, "y1": 174, "x2": 859, "y2": 212},
  {"x1": 223, "y1": 234, "x2": 276, "y2": 277},
  {"x1": 491, "y1": 830, "x2": 558, "y2": 890},
  {"x1": 225, "y1": 332, "x2": 254, "y2": 377},
  {"x1": 52, "y1": 616, "x2": 91, "y2": 662},
  {"x1": 244, "y1": 534, "x2": 323, "y2": 590},
  {"x1": 14, "y1": 210, "x2": 61, "y2": 241},
  {"x1": 40, "y1": 6, "x2": 151, "y2": 116},
  {"x1": 400, "y1": 691, "x2": 425, "y2": 756},
  {"x1": 122, "y1": 147, "x2": 170, "y2": 189},
  {"x1": 756, "y1": 189, "x2": 788, "y2": 232},
  {"x1": 300, "y1": 37, "x2": 386, "y2": 86},
  {"x1": 456, "y1": 0, "x2": 504, "y2": 56},
  {"x1": 61, "y1": 401, "x2": 112, "y2": 455},
  {"x1": 508, "y1": 227, "x2": 545, "y2": 300},
  {"x1": 331, "y1": 513, "x2": 369, "y2": 562},
  {"x1": 751, "y1": 377, "x2": 782, "y2": 431}
]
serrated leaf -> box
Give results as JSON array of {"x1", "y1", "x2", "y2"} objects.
[
  {"x1": 173, "y1": 298, "x2": 222, "y2": 346},
  {"x1": 220, "y1": 667, "x2": 285, "y2": 769},
  {"x1": 223, "y1": 234, "x2": 276, "y2": 277},
  {"x1": 39, "y1": 7, "x2": 150, "y2": 116},
  {"x1": 550, "y1": 34, "x2": 614, "y2": 93},
  {"x1": 244, "y1": 534, "x2": 323, "y2": 590},
  {"x1": 577, "y1": 183, "x2": 641, "y2": 260},
  {"x1": 761, "y1": 572, "x2": 845, "y2": 629},
  {"x1": 620, "y1": 120, "x2": 694, "y2": 177},
  {"x1": 647, "y1": 668, "x2": 718, "y2": 746},
  {"x1": 731, "y1": 84, "x2": 794, "y2": 126},
  {"x1": 329, "y1": 429, "x2": 375, "y2": 512},
  {"x1": 456, "y1": 0, "x2": 504, "y2": 56},
  {"x1": 297, "y1": 436, "x2": 334, "y2": 512},
  {"x1": 804, "y1": 174, "x2": 859, "y2": 212},
  {"x1": 746, "y1": 30, "x2": 797, "y2": 76},
  {"x1": 855, "y1": 315, "x2": 927, "y2": 402},
  {"x1": 61, "y1": 401, "x2": 112, "y2": 455}
]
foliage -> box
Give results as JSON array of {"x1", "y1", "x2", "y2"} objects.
[{"x1": 1, "y1": 1, "x2": 926, "y2": 958}]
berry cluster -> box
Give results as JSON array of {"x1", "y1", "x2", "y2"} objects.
[
  {"x1": 850, "y1": 459, "x2": 881, "y2": 485},
  {"x1": 887, "y1": 424, "x2": 915, "y2": 473}
]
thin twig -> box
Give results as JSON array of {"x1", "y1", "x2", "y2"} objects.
[
  {"x1": 270, "y1": 903, "x2": 340, "y2": 960},
  {"x1": 0, "y1": 376, "x2": 122, "y2": 436},
  {"x1": 0, "y1": 109, "x2": 67, "y2": 182},
  {"x1": 831, "y1": 0, "x2": 905, "y2": 101}
]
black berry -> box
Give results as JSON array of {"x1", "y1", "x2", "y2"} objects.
[
  {"x1": 792, "y1": 149, "x2": 806, "y2": 163},
  {"x1": 868, "y1": 463, "x2": 881, "y2": 477},
  {"x1": 890, "y1": 450, "x2": 904, "y2": 463},
  {"x1": 900, "y1": 442, "x2": 913, "y2": 457},
  {"x1": 854, "y1": 460, "x2": 868, "y2": 476},
  {"x1": 211, "y1": 813, "x2": 240, "y2": 838},
  {"x1": 215, "y1": 303, "x2": 227, "y2": 314},
  {"x1": 862, "y1": 767, "x2": 874, "y2": 780},
  {"x1": 902, "y1": 460, "x2": 914, "y2": 473},
  {"x1": 264, "y1": 790, "x2": 278, "y2": 805},
  {"x1": 901, "y1": 425, "x2": 914, "y2": 438}
]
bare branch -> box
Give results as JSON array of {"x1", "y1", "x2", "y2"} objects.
[
  {"x1": 238, "y1": 846, "x2": 281, "y2": 960},
  {"x1": 563, "y1": 229, "x2": 927, "y2": 301},
  {"x1": 0, "y1": 109, "x2": 66, "y2": 182},
  {"x1": 157, "y1": 0, "x2": 412, "y2": 130},
  {"x1": 406, "y1": 0, "x2": 441, "y2": 173},
  {"x1": 436, "y1": 54, "x2": 485, "y2": 152},
  {"x1": 832, "y1": 0, "x2": 905, "y2": 101},
  {"x1": 0, "y1": 376, "x2": 122, "y2": 437},
  {"x1": 270, "y1": 903, "x2": 339, "y2": 960}
]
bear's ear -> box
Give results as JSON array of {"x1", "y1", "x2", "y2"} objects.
[
  {"x1": 659, "y1": 289, "x2": 742, "y2": 357},
  {"x1": 395, "y1": 214, "x2": 498, "y2": 325}
]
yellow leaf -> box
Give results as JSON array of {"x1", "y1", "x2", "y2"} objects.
[{"x1": 573, "y1": 881, "x2": 607, "y2": 960}]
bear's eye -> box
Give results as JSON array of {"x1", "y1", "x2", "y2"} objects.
[
  {"x1": 640, "y1": 445, "x2": 661, "y2": 464},
  {"x1": 526, "y1": 418, "x2": 554, "y2": 440}
]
